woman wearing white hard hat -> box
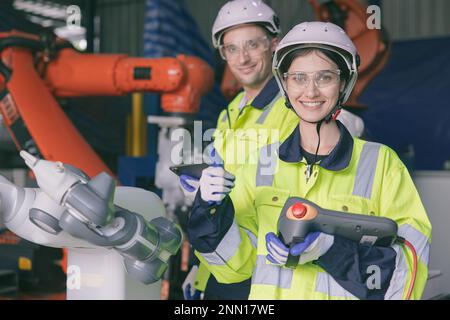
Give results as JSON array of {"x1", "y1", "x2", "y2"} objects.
[{"x1": 187, "y1": 21, "x2": 431, "y2": 299}]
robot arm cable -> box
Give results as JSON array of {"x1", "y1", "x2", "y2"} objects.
[{"x1": 396, "y1": 236, "x2": 418, "y2": 300}]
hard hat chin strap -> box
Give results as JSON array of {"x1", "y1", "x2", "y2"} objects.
[
  {"x1": 323, "y1": 102, "x2": 342, "y2": 124},
  {"x1": 284, "y1": 94, "x2": 293, "y2": 109}
]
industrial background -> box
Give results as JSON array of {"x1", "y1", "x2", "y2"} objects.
[
  {"x1": 0, "y1": 0, "x2": 449, "y2": 300},
  {"x1": 97, "y1": 0, "x2": 450, "y2": 54}
]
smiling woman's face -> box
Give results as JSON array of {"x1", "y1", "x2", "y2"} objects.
[{"x1": 285, "y1": 50, "x2": 344, "y2": 123}]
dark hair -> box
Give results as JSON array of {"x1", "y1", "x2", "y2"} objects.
[{"x1": 279, "y1": 47, "x2": 350, "y2": 84}]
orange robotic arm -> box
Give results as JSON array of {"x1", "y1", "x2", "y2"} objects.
[
  {"x1": 309, "y1": 0, "x2": 390, "y2": 109},
  {"x1": 0, "y1": 31, "x2": 213, "y2": 177},
  {"x1": 44, "y1": 47, "x2": 214, "y2": 114}
]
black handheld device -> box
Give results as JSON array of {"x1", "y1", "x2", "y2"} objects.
[
  {"x1": 169, "y1": 163, "x2": 209, "y2": 180},
  {"x1": 277, "y1": 197, "x2": 398, "y2": 268}
]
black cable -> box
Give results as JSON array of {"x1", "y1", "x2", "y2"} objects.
[
  {"x1": 305, "y1": 121, "x2": 323, "y2": 181},
  {"x1": 313, "y1": 121, "x2": 323, "y2": 165},
  {"x1": 0, "y1": 36, "x2": 44, "y2": 52},
  {"x1": 0, "y1": 61, "x2": 11, "y2": 81},
  {"x1": 226, "y1": 107, "x2": 232, "y2": 129},
  {"x1": 0, "y1": 36, "x2": 45, "y2": 82},
  {"x1": 0, "y1": 35, "x2": 74, "y2": 89}
]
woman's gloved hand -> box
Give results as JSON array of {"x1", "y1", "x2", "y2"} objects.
[{"x1": 265, "y1": 231, "x2": 334, "y2": 265}]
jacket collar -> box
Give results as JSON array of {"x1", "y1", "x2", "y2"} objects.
[
  {"x1": 251, "y1": 77, "x2": 280, "y2": 110},
  {"x1": 278, "y1": 120, "x2": 354, "y2": 171}
]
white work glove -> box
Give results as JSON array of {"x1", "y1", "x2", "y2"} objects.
[
  {"x1": 337, "y1": 109, "x2": 365, "y2": 138},
  {"x1": 199, "y1": 166, "x2": 235, "y2": 203},
  {"x1": 179, "y1": 175, "x2": 200, "y2": 204},
  {"x1": 266, "y1": 232, "x2": 334, "y2": 265},
  {"x1": 182, "y1": 265, "x2": 201, "y2": 300}
]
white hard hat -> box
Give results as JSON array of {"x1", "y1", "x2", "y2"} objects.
[
  {"x1": 273, "y1": 21, "x2": 359, "y2": 104},
  {"x1": 212, "y1": 0, "x2": 280, "y2": 48}
]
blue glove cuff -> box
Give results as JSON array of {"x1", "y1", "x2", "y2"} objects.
[
  {"x1": 290, "y1": 232, "x2": 321, "y2": 256},
  {"x1": 180, "y1": 174, "x2": 199, "y2": 192},
  {"x1": 183, "y1": 283, "x2": 201, "y2": 300}
]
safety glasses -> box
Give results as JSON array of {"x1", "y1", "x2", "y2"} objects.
[
  {"x1": 283, "y1": 69, "x2": 341, "y2": 90},
  {"x1": 219, "y1": 36, "x2": 270, "y2": 61}
]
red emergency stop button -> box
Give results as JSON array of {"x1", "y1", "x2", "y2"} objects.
[{"x1": 291, "y1": 202, "x2": 307, "y2": 219}]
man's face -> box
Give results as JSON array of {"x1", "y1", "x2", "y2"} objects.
[{"x1": 221, "y1": 25, "x2": 277, "y2": 89}]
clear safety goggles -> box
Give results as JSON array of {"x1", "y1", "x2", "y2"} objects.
[
  {"x1": 283, "y1": 69, "x2": 341, "y2": 90},
  {"x1": 219, "y1": 36, "x2": 270, "y2": 61}
]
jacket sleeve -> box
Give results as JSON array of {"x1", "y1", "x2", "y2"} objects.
[
  {"x1": 319, "y1": 151, "x2": 432, "y2": 300},
  {"x1": 376, "y1": 157, "x2": 432, "y2": 300},
  {"x1": 316, "y1": 236, "x2": 397, "y2": 300},
  {"x1": 187, "y1": 165, "x2": 258, "y2": 284}
]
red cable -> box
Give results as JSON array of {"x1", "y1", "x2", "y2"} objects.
[{"x1": 402, "y1": 239, "x2": 418, "y2": 300}]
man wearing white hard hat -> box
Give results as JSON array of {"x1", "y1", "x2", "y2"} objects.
[{"x1": 180, "y1": 0, "x2": 299, "y2": 300}]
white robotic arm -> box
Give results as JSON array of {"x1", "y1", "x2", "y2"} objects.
[{"x1": 0, "y1": 151, "x2": 183, "y2": 287}]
